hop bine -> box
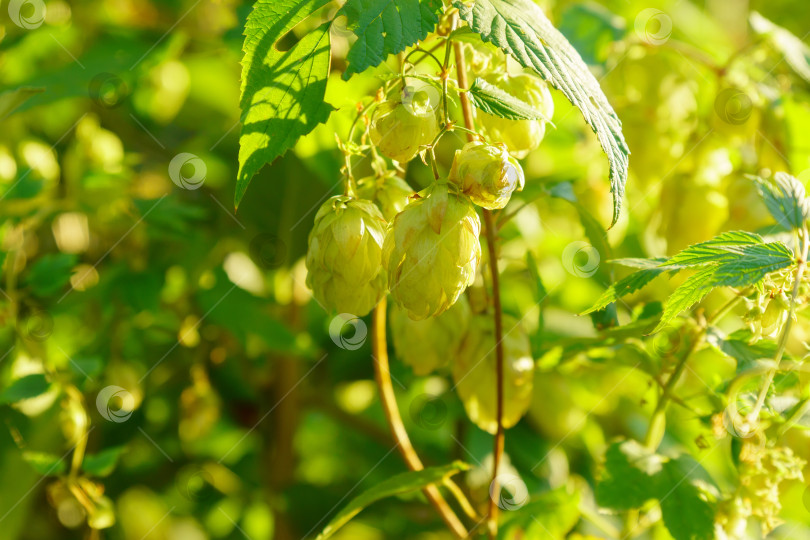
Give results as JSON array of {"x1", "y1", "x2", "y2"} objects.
[
  {"x1": 384, "y1": 183, "x2": 481, "y2": 320},
  {"x1": 449, "y1": 141, "x2": 525, "y2": 209},
  {"x1": 305, "y1": 195, "x2": 387, "y2": 317}
]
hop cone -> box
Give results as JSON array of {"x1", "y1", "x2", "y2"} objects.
[
  {"x1": 305, "y1": 196, "x2": 387, "y2": 316},
  {"x1": 370, "y1": 90, "x2": 441, "y2": 163},
  {"x1": 390, "y1": 295, "x2": 471, "y2": 375},
  {"x1": 452, "y1": 315, "x2": 535, "y2": 434},
  {"x1": 449, "y1": 141, "x2": 525, "y2": 209},
  {"x1": 357, "y1": 171, "x2": 414, "y2": 221},
  {"x1": 479, "y1": 73, "x2": 553, "y2": 159},
  {"x1": 384, "y1": 183, "x2": 481, "y2": 320}
]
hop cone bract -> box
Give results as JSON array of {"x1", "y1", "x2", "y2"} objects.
[
  {"x1": 305, "y1": 196, "x2": 387, "y2": 316},
  {"x1": 384, "y1": 183, "x2": 481, "y2": 320},
  {"x1": 449, "y1": 141, "x2": 525, "y2": 209},
  {"x1": 370, "y1": 91, "x2": 441, "y2": 163},
  {"x1": 357, "y1": 171, "x2": 414, "y2": 221},
  {"x1": 452, "y1": 315, "x2": 535, "y2": 434}
]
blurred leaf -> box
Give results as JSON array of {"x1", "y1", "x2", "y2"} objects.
[
  {"x1": 0, "y1": 374, "x2": 51, "y2": 404},
  {"x1": 707, "y1": 328, "x2": 781, "y2": 373},
  {"x1": 340, "y1": 0, "x2": 443, "y2": 79},
  {"x1": 315, "y1": 461, "x2": 470, "y2": 539},
  {"x1": 238, "y1": 0, "x2": 334, "y2": 207},
  {"x1": 558, "y1": 2, "x2": 624, "y2": 65},
  {"x1": 82, "y1": 446, "x2": 126, "y2": 477},
  {"x1": 500, "y1": 487, "x2": 580, "y2": 539},
  {"x1": 752, "y1": 172, "x2": 810, "y2": 231},
  {"x1": 750, "y1": 11, "x2": 810, "y2": 84},
  {"x1": 25, "y1": 253, "x2": 77, "y2": 297},
  {"x1": 21, "y1": 451, "x2": 66, "y2": 476},
  {"x1": 596, "y1": 441, "x2": 715, "y2": 540},
  {"x1": 468, "y1": 77, "x2": 552, "y2": 120},
  {"x1": 456, "y1": 0, "x2": 629, "y2": 226},
  {"x1": 0, "y1": 86, "x2": 45, "y2": 118}
]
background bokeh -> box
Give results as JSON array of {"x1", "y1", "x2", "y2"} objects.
[{"x1": 2, "y1": 0, "x2": 810, "y2": 538}]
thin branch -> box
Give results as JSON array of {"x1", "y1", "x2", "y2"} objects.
[{"x1": 371, "y1": 301, "x2": 470, "y2": 538}]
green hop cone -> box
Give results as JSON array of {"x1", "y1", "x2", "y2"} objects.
[
  {"x1": 370, "y1": 88, "x2": 441, "y2": 163},
  {"x1": 390, "y1": 295, "x2": 471, "y2": 375},
  {"x1": 449, "y1": 141, "x2": 525, "y2": 209},
  {"x1": 357, "y1": 171, "x2": 414, "y2": 221},
  {"x1": 305, "y1": 195, "x2": 387, "y2": 316},
  {"x1": 452, "y1": 315, "x2": 535, "y2": 434},
  {"x1": 384, "y1": 183, "x2": 481, "y2": 320},
  {"x1": 478, "y1": 73, "x2": 553, "y2": 159}
]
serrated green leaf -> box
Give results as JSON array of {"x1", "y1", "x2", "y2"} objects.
[
  {"x1": 708, "y1": 328, "x2": 780, "y2": 373},
  {"x1": 468, "y1": 77, "x2": 551, "y2": 121},
  {"x1": 709, "y1": 242, "x2": 794, "y2": 288},
  {"x1": 340, "y1": 0, "x2": 443, "y2": 80},
  {"x1": 653, "y1": 266, "x2": 718, "y2": 333},
  {"x1": 0, "y1": 87, "x2": 45, "y2": 119},
  {"x1": 21, "y1": 451, "x2": 66, "y2": 476},
  {"x1": 237, "y1": 0, "x2": 334, "y2": 207},
  {"x1": 456, "y1": 0, "x2": 629, "y2": 226},
  {"x1": 664, "y1": 231, "x2": 764, "y2": 268},
  {"x1": 0, "y1": 374, "x2": 51, "y2": 404},
  {"x1": 583, "y1": 267, "x2": 666, "y2": 315},
  {"x1": 750, "y1": 12, "x2": 810, "y2": 85},
  {"x1": 596, "y1": 440, "x2": 663, "y2": 510},
  {"x1": 596, "y1": 441, "x2": 716, "y2": 540},
  {"x1": 315, "y1": 461, "x2": 469, "y2": 540},
  {"x1": 753, "y1": 172, "x2": 810, "y2": 231},
  {"x1": 658, "y1": 456, "x2": 716, "y2": 540}
]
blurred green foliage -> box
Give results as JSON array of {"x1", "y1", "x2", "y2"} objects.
[{"x1": 2, "y1": 0, "x2": 810, "y2": 539}]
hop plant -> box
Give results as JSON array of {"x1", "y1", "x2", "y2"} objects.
[
  {"x1": 384, "y1": 183, "x2": 481, "y2": 320},
  {"x1": 452, "y1": 315, "x2": 535, "y2": 434},
  {"x1": 390, "y1": 295, "x2": 471, "y2": 375},
  {"x1": 370, "y1": 89, "x2": 441, "y2": 163},
  {"x1": 357, "y1": 171, "x2": 414, "y2": 221},
  {"x1": 478, "y1": 73, "x2": 553, "y2": 159},
  {"x1": 305, "y1": 195, "x2": 387, "y2": 316},
  {"x1": 449, "y1": 141, "x2": 525, "y2": 209}
]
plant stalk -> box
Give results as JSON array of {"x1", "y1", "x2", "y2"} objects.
[
  {"x1": 371, "y1": 301, "x2": 469, "y2": 538},
  {"x1": 451, "y1": 25, "x2": 505, "y2": 539}
]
